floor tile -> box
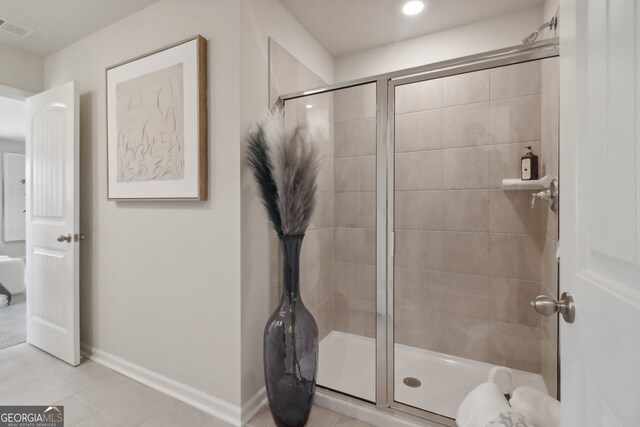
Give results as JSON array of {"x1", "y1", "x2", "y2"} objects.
[
  {"x1": 55, "y1": 396, "x2": 97, "y2": 426},
  {"x1": 137, "y1": 399, "x2": 211, "y2": 427},
  {"x1": 201, "y1": 417, "x2": 236, "y2": 427},
  {"x1": 74, "y1": 412, "x2": 123, "y2": 427}
]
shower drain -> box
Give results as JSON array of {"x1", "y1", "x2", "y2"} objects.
[{"x1": 403, "y1": 377, "x2": 422, "y2": 388}]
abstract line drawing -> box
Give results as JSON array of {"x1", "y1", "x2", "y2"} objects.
[{"x1": 116, "y1": 63, "x2": 185, "y2": 182}]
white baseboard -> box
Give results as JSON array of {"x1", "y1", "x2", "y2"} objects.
[
  {"x1": 81, "y1": 343, "x2": 242, "y2": 426},
  {"x1": 241, "y1": 387, "x2": 267, "y2": 425}
]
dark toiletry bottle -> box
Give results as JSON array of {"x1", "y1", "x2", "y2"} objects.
[{"x1": 521, "y1": 146, "x2": 539, "y2": 181}]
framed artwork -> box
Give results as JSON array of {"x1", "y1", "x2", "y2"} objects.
[
  {"x1": 2, "y1": 152, "x2": 26, "y2": 242},
  {"x1": 106, "y1": 35, "x2": 207, "y2": 200}
]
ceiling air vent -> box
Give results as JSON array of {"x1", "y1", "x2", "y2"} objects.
[{"x1": 0, "y1": 19, "x2": 34, "y2": 38}]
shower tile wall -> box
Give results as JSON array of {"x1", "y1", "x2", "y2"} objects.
[
  {"x1": 540, "y1": 57, "x2": 559, "y2": 397},
  {"x1": 394, "y1": 62, "x2": 547, "y2": 373},
  {"x1": 268, "y1": 40, "x2": 335, "y2": 340},
  {"x1": 332, "y1": 84, "x2": 377, "y2": 338}
]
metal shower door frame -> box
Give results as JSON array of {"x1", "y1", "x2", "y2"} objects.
[{"x1": 279, "y1": 38, "x2": 560, "y2": 425}]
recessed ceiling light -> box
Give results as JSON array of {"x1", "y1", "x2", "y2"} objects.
[
  {"x1": 402, "y1": 1, "x2": 424, "y2": 16},
  {"x1": 306, "y1": 104, "x2": 313, "y2": 109}
]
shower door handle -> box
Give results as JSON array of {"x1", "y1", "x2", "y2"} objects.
[{"x1": 531, "y1": 292, "x2": 575, "y2": 323}]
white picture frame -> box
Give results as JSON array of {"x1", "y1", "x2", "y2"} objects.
[{"x1": 106, "y1": 36, "x2": 207, "y2": 200}]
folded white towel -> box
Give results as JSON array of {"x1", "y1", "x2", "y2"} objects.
[
  {"x1": 487, "y1": 411, "x2": 536, "y2": 426},
  {"x1": 509, "y1": 386, "x2": 560, "y2": 427},
  {"x1": 456, "y1": 382, "x2": 512, "y2": 427}
]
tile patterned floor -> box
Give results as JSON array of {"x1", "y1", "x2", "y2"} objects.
[{"x1": 0, "y1": 343, "x2": 371, "y2": 427}]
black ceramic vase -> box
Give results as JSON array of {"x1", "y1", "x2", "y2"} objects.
[{"x1": 264, "y1": 235, "x2": 318, "y2": 427}]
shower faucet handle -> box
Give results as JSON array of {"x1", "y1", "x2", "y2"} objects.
[
  {"x1": 531, "y1": 190, "x2": 550, "y2": 208},
  {"x1": 530, "y1": 178, "x2": 559, "y2": 212}
]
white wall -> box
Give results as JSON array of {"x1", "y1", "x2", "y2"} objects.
[
  {"x1": 239, "y1": 0, "x2": 333, "y2": 412},
  {"x1": 44, "y1": 0, "x2": 243, "y2": 416},
  {"x1": 334, "y1": 7, "x2": 543, "y2": 82},
  {"x1": 0, "y1": 43, "x2": 43, "y2": 93},
  {"x1": 0, "y1": 139, "x2": 25, "y2": 259},
  {"x1": 42, "y1": 0, "x2": 331, "y2": 422}
]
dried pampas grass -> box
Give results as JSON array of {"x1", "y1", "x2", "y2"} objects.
[{"x1": 247, "y1": 108, "x2": 319, "y2": 236}]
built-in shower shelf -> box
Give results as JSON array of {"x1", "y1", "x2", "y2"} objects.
[{"x1": 501, "y1": 176, "x2": 553, "y2": 191}]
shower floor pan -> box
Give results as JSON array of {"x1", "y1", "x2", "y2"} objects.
[{"x1": 318, "y1": 331, "x2": 548, "y2": 419}]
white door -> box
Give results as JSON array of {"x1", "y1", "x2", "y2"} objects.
[
  {"x1": 25, "y1": 81, "x2": 80, "y2": 366},
  {"x1": 560, "y1": 0, "x2": 640, "y2": 425}
]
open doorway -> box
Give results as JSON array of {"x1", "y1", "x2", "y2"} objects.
[{"x1": 0, "y1": 90, "x2": 27, "y2": 350}]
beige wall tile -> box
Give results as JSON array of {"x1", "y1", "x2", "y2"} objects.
[
  {"x1": 491, "y1": 61, "x2": 541, "y2": 100},
  {"x1": 396, "y1": 109, "x2": 442, "y2": 152},
  {"x1": 395, "y1": 190, "x2": 444, "y2": 230},
  {"x1": 334, "y1": 192, "x2": 375, "y2": 230},
  {"x1": 334, "y1": 83, "x2": 376, "y2": 122},
  {"x1": 363, "y1": 83, "x2": 377, "y2": 119},
  {"x1": 334, "y1": 193, "x2": 359, "y2": 228},
  {"x1": 442, "y1": 102, "x2": 490, "y2": 149},
  {"x1": 361, "y1": 155, "x2": 376, "y2": 192},
  {"x1": 488, "y1": 277, "x2": 541, "y2": 327},
  {"x1": 443, "y1": 69, "x2": 490, "y2": 107},
  {"x1": 303, "y1": 110, "x2": 332, "y2": 151},
  {"x1": 334, "y1": 262, "x2": 375, "y2": 302},
  {"x1": 439, "y1": 272, "x2": 491, "y2": 319},
  {"x1": 333, "y1": 297, "x2": 376, "y2": 338},
  {"x1": 359, "y1": 192, "x2": 376, "y2": 229},
  {"x1": 395, "y1": 268, "x2": 442, "y2": 311},
  {"x1": 489, "y1": 190, "x2": 541, "y2": 234},
  {"x1": 364, "y1": 118, "x2": 376, "y2": 155},
  {"x1": 300, "y1": 229, "x2": 333, "y2": 272},
  {"x1": 334, "y1": 227, "x2": 365, "y2": 264},
  {"x1": 270, "y1": 40, "x2": 298, "y2": 94},
  {"x1": 317, "y1": 157, "x2": 334, "y2": 192},
  {"x1": 301, "y1": 263, "x2": 333, "y2": 310},
  {"x1": 442, "y1": 146, "x2": 490, "y2": 189},
  {"x1": 334, "y1": 85, "x2": 365, "y2": 123},
  {"x1": 308, "y1": 192, "x2": 334, "y2": 231},
  {"x1": 487, "y1": 321, "x2": 541, "y2": 372},
  {"x1": 395, "y1": 150, "x2": 443, "y2": 190},
  {"x1": 312, "y1": 299, "x2": 334, "y2": 341},
  {"x1": 395, "y1": 230, "x2": 443, "y2": 271},
  {"x1": 489, "y1": 141, "x2": 541, "y2": 188},
  {"x1": 334, "y1": 157, "x2": 360, "y2": 192},
  {"x1": 396, "y1": 308, "x2": 448, "y2": 354},
  {"x1": 396, "y1": 78, "x2": 443, "y2": 114},
  {"x1": 489, "y1": 233, "x2": 543, "y2": 281},
  {"x1": 443, "y1": 190, "x2": 489, "y2": 232},
  {"x1": 296, "y1": 60, "x2": 325, "y2": 93},
  {"x1": 442, "y1": 232, "x2": 490, "y2": 275},
  {"x1": 334, "y1": 120, "x2": 365, "y2": 158},
  {"x1": 443, "y1": 314, "x2": 491, "y2": 361},
  {"x1": 490, "y1": 95, "x2": 542, "y2": 144},
  {"x1": 270, "y1": 87, "x2": 280, "y2": 108}
]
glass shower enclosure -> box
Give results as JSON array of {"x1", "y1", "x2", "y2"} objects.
[{"x1": 278, "y1": 39, "x2": 560, "y2": 425}]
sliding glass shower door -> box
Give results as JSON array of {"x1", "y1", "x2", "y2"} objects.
[
  {"x1": 389, "y1": 57, "x2": 559, "y2": 419},
  {"x1": 280, "y1": 82, "x2": 378, "y2": 403}
]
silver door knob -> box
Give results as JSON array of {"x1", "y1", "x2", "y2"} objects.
[
  {"x1": 57, "y1": 234, "x2": 72, "y2": 243},
  {"x1": 531, "y1": 292, "x2": 575, "y2": 323}
]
